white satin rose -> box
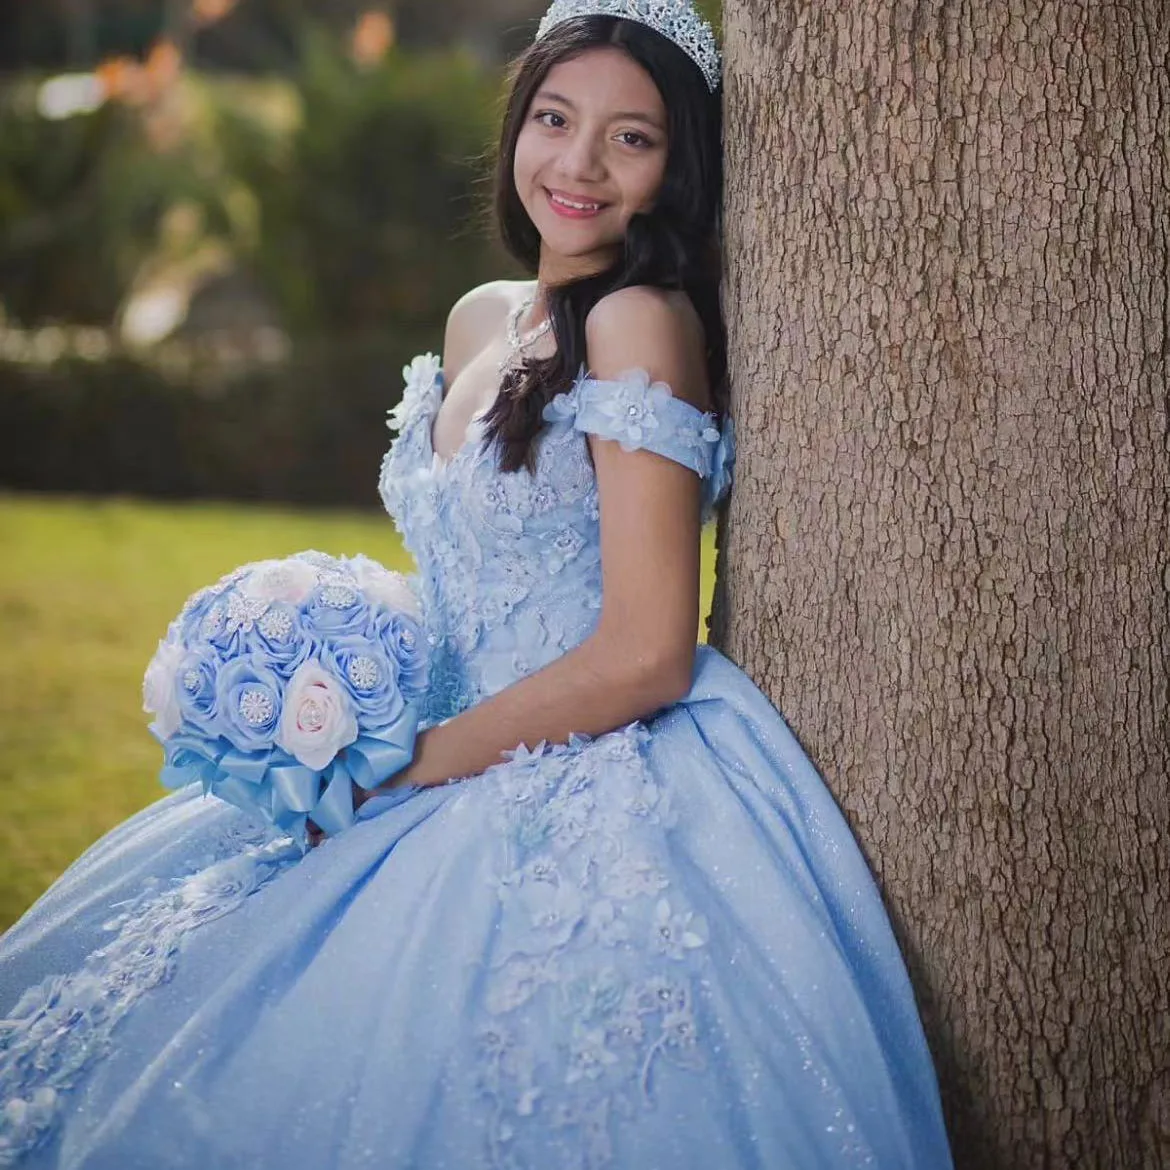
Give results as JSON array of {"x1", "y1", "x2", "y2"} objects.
[
  {"x1": 143, "y1": 638, "x2": 184, "y2": 739},
  {"x1": 277, "y1": 661, "x2": 359, "y2": 771},
  {"x1": 241, "y1": 558, "x2": 320, "y2": 606},
  {"x1": 348, "y1": 556, "x2": 422, "y2": 621}
]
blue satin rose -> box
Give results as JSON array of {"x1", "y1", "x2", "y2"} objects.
[
  {"x1": 215, "y1": 656, "x2": 284, "y2": 752},
  {"x1": 180, "y1": 592, "x2": 230, "y2": 649},
  {"x1": 245, "y1": 602, "x2": 316, "y2": 680},
  {"x1": 327, "y1": 635, "x2": 405, "y2": 728},
  {"x1": 176, "y1": 584, "x2": 222, "y2": 642},
  {"x1": 305, "y1": 582, "x2": 372, "y2": 637},
  {"x1": 175, "y1": 650, "x2": 219, "y2": 731},
  {"x1": 374, "y1": 611, "x2": 428, "y2": 700}
]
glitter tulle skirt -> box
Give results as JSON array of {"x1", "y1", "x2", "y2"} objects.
[{"x1": 0, "y1": 646, "x2": 951, "y2": 1169}]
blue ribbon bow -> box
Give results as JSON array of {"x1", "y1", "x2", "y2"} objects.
[{"x1": 160, "y1": 706, "x2": 419, "y2": 847}]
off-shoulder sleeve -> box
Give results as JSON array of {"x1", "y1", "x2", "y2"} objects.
[
  {"x1": 543, "y1": 367, "x2": 734, "y2": 517},
  {"x1": 387, "y1": 352, "x2": 444, "y2": 436}
]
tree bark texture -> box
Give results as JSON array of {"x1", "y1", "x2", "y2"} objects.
[{"x1": 716, "y1": 2, "x2": 1168, "y2": 1166}]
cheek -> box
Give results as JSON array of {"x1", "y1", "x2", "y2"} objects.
[
  {"x1": 626, "y1": 158, "x2": 668, "y2": 214},
  {"x1": 512, "y1": 131, "x2": 543, "y2": 194},
  {"x1": 646, "y1": 156, "x2": 669, "y2": 198}
]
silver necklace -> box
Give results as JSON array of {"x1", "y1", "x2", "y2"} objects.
[{"x1": 499, "y1": 295, "x2": 552, "y2": 376}]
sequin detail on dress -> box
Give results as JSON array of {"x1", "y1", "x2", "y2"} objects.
[
  {"x1": 473, "y1": 726, "x2": 708, "y2": 1167},
  {"x1": 0, "y1": 829, "x2": 298, "y2": 1165}
]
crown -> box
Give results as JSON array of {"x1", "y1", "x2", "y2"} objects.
[{"x1": 535, "y1": 0, "x2": 722, "y2": 93}]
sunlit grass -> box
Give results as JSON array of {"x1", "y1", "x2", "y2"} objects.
[{"x1": 0, "y1": 493, "x2": 716, "y2": 930}]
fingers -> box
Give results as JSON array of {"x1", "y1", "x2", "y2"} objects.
[{"x1": 307, "y1": 780, "x2": 365, "y2": 847}]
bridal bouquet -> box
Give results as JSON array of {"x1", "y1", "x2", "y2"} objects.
[{"x1": 142, "y1": 552, "x2": 428, "y2": 845}]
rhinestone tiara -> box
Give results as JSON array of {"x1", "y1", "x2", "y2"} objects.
[{"x1": 535, "y1": 0, "x2": 722, "y2": 93}]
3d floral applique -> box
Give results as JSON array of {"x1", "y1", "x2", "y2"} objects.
[
  {"x1": 0, "y1": 829, "x2": 298, "y2": 1163},
  {"x1": 469, "y1": 727, "x2": 710, "y2": 1167},
  {"x1": 578, "y1": 369, "x2": 673, "y2": 449},
  {"x1": 651, "y1": 898, "x2": 709, "y2": 960},
  {"x1": 386, "y1": 353, "x2": 443, "y2": 436},
  {"x1": 546, "y1": 527, "x2": 587, "y2": 574},
  {"x1": 543, "y1": 367, "x2": 723, "y2": 477}
]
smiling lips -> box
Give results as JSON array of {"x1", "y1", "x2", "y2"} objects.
[{"x1": 545, "y1": 188, "x2": 609, "y2": 219}]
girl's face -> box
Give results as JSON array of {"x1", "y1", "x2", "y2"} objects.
[{"x1": 513, "y1": 46, "x2": 669, "y2": 278}]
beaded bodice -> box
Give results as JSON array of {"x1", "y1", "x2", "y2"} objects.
[{"x1": 377, "y1": 354, "x2": 733, "y2": 725}]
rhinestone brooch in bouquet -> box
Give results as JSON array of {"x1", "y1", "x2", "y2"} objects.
[{"x1": 142, "y1": 552, "x2": 428, "y2": 845}]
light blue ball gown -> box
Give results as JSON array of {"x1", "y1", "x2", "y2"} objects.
[{"x1": 0, "y1": 354, "x2": 953, "y2": 1169}]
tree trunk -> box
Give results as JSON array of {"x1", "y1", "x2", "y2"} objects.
[{"x1": 716, "y1": 2, "x2": 1169, "y2": 1165}]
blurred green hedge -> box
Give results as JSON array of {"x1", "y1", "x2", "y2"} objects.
[{"x1": 0, "y1": 331, "x2": 435, "y2": 507}]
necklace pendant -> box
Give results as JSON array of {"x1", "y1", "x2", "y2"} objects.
[{"x1": 497, "y1": 293, "x2": 550, "y2": 389}]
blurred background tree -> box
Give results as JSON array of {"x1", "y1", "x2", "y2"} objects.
[
  {"x1": 0, "y1": 0, "x2": 722, "y2": 505},
  {"x1": 0, "y1": 0, "x2": 521, "y2": 333},
  {"x1": 215, "y1": 32, "x2": 503, "y2": 334}
]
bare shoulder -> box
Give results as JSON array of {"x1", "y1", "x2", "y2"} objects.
[
  {"x1": 584, "y1": 286, "x2": 710, "y2": 412},
  {"x1": 444, "y1": 279, "x2": 533, "y2": 383}
]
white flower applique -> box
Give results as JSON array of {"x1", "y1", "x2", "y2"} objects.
[
  {"x1": 387, "y1": 352, "x2": 443, "y2": 436},
  {"x1": 589, "y1": 375, "x2": 672, "y2": 449},
  {"x1": 546, "y1": 527, "x2": 587, "y2": 574},
  {"x1": 474, "y1": 726, "x2": 710, "y2": 1169},
  {"x1": 651, "y1": 898, "x2": 709, "y2": 961},
  {"x1": 0, "y1": 830, "x2": 297, "y2": 1164}
]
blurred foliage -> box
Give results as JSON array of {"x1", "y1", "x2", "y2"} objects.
[
  {"x1": 695, "y1": 0, "x2": 722, "y2": 34},
  {"x1": 1, "y1": 2, "x2": 719, "y2": 73},
  {"x1": 0, "y1": 35, "x2": 510, "y2": 332},
  {"x1": 1, "y1": 0, "x2": 375, "y2": 73},
  {"x1": 0, "y1": 82, "x2": 234, "y2": 325},
  {"x1": 0, "y1": 8, "x2": 724, "y2": 506},
  {"x1": 0, "y1": 4, "x2": 721, "y2": 331},
  {"x1": 213, "y1": 34, "x2": 511, "y2": 333}
]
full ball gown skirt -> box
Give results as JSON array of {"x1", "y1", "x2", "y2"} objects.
[{"x1": 0, "y1": 355, "x2": 953, "y2": 1169}]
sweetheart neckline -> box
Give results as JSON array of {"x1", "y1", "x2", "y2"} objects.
[{"x1": 425, "y1": 367, "x2": 494, "y2": 470}]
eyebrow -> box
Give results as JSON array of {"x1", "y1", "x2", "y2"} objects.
[{"x1": 534, "y1": 89, "x2": 665, "y2": 132}]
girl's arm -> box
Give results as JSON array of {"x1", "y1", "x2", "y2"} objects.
[{"x1": 386, "y1": 287, "x2": 710, "y2": 792}]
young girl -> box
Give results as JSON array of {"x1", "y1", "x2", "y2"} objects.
[{"x1": 0, "y1": 4, "x2": 953, "y2": 1167}]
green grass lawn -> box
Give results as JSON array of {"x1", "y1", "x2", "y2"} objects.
[{"x1": 0, "y1": 493, "x2": 717, "y2": 930}]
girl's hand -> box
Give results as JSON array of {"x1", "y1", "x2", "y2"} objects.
[{"x1": 305, "y1": 780, "x2": 393, "y2": 848}]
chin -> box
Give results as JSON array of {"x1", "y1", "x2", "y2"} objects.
[{"x1": 536, "y1": 217, "x2": 623, "y2": 254}]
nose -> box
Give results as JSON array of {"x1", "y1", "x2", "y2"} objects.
[{"x1": 557, "y1": 130, "x2": 607, "y2": 185}]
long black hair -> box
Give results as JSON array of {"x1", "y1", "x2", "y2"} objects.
[{"x1": 482, "y1": 15, "x2": 725, "y2": 472}]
